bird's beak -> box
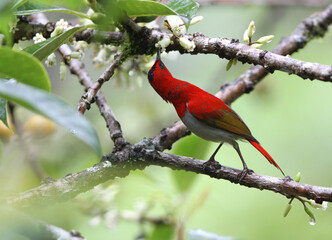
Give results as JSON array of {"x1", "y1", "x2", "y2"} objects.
[{"x1": 156, "y1": 50, "x2": 161, "y2": 61}]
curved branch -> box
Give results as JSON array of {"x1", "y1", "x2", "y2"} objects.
[{"x1": 7, "y1": 143, "x2": 332, "y2": 208}]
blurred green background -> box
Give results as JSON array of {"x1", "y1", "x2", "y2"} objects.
[{"x1": 1, "y1": 2, "x2": 332, "y2": 240}]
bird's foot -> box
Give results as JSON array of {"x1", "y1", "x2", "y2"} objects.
[
  {"x1": 203, "y1": 159, "x2": 222, "y2": 171},
  {"x1": 237, "y1": 168, "x2": 254, "y2": 182}
]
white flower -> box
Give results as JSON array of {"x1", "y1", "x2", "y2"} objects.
[
  {"x1": 93, "y1": 47, "x2": 108, "y2": 65},
  {"x1": 51, "y1": 19, "x2": 69, "y2": 37},
  {"x1": 309, "y1": 200, "x2": 328, "y2": 211},
  {"x1": 179, "y1": 37, "x2": 195, "y2": 52},
  {"x1": 55, "y1": 19, "x2": 69, "y2": 30},
  {"x1": 322, "y1": 201, "x2": 328, "y2": 211},
  {"x1": 45, "y1": 53, "x2": 56, "y2": 67},
  {"x1": 155, "y1": 37, "x2": 171, "y2": 52},
  {"x1": 73, "y1": 40, "x2": 88, "y2": 52},
  {"x1": 33, "y1": 33, "x2": 46, "y2": 44},
  {"x1": 165, "y1": 15, "x2": 186, "y2": 37}
]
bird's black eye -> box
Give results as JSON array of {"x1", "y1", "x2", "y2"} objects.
[{"x1": 159, "y1": 61, "x2": 165, "y2": 69}]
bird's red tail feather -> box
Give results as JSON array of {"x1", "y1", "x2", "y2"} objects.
[{"x1": 249, "y1": 140, "x2": 284, "y2": 175}]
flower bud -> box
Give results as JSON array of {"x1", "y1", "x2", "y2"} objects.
[
  {"x1": 226, "y1": 59, "x2": 233, "y2": 71},
  {"x1": 155, "y1": 37, "x2": 171, "y2": 52},
  {"x1": 179, "y1": 37, "x2": 195, "y2": 52},
  {"x1": 283, "y1": 203, "x2": 292, "y2": 217},
  {"x1": 45, "y1": 53, "x2": 56, "y2": 67},
  {"x1": 247, "y1": 21, "x2": 255, "y2": 39},
  {"x1": 165, "y1": 16, "x2": 186, "y2": 36},
  {"x1": 304, "y1": 205, "x2": 316, "y2": 225},
  {"x1": 190, "y1": 16, "x2": 203, "y2": 25},
  {"x1": 243, "y1": 29, "x2": 249, "y2": 43},
  {"x1": 60, "y1": 62, "x2": 66, "y2": 81},
  {"x1": 295, "y1": 172, "x2": 301, "y2": 182},
  {"x1": 250, "y1": 43, "x2": 262, "y2": 49},
  {"x1": 256, "y1": 35, "x2": 274, "y2": 44},
  {"x1": 70, "y1": 51, "x2": 84, "y2": 59}
]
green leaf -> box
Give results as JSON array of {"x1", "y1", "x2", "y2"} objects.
[
  {"x1": 23, "y1": 25, "x2": 90, "y2": 61},
  {"x1": 0, "y1": 97, "x2": 7, "y2": 126},
  {"x1": 148, "y1": 224, "x2": 174, "y2": 240},
  {"x1": 165, "y1": 0, "x2": 199, "y2": 28},
  {"x1": 0, "y1": 47, "x2": 51, "y2": 91},
  {"x1": 117, "y1": 0, "x2": 199, "y2": 28},
  {"x1": 0, "y1": 0, "x2": 14, "y2": 46},
  {"x1": 14, "y1": 2, "x2": 89, "y2": 18},
  {"x1": 0, "y1": 79, "x2": 102, "y2": 156},
  {"x1": 117, "y1": 0, "x2": 177, "y2": 17},
  {"x1": 10, "y1": 0, "x2": 29, "y2": 10}
]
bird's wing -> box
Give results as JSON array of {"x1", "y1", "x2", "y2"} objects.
[{"x1": 187, "y1": 97, "x2": 256, "y2": 141}]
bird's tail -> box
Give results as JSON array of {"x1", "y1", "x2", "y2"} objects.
[{"x1": 249, "y1": 140, "x2": 284, "y2": 176}]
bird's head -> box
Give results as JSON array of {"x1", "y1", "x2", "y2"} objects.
[{"x1": 148, "y1": 50, "x2": 172, "y2": 83}]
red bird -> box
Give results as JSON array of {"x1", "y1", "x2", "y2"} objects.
[{"x1": 148, "y1": 51, "x2": 284, "y2": 180}]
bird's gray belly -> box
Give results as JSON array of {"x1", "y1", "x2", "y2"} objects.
[{"x1": 181, "y1": 108, "x2": 239, "y2": 145}]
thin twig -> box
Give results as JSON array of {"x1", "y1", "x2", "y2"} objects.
[
  {"x1": 58, "y1": 44, "x2": 127, "y2": 149},
  {"x1": 77, "y1": 51, "x2": 125, "y2": 114}
]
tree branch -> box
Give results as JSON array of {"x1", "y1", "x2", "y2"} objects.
[
  {"x1": 58, "y1": 44, "x2": 127, "y2": 149},
  {"x1": 77, "y1": 50, "x2": 125, "y2": 114},
  {"x1": 7, "y1": 143, "x2": 332, "y2": 208},
  {"x1": 15, "y1": 5, "x2": 332, "y2": 83}
]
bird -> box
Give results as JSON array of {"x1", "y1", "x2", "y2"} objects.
[{"x1": 148, "y1": 51, "x2": 284, "y2": 180}]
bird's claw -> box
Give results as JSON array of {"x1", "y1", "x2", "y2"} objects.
[
  {"x1": 203, "y1": 159, "x2": 222, "y2": 171},
  {"x1": 237, "y1": 168, "x2": 254, "y2": 182}
]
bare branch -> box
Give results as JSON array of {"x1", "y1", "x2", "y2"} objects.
[
  {"x1": 58, "y1": 44, "x2": 127, "y2": 149},
  {"x1": 7, "y1": 143, "x2": 332, "y2": 208},
  {"x1": 77, "y1": 51, "x2": 125, "y2": 114}
]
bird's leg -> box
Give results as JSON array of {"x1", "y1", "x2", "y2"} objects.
[
  {"x1": 233, "y1": 143, "x2": 254, "y2": 182},
  {"x1": 203, "y1": 143, "x2": 223, "y2": 170}
]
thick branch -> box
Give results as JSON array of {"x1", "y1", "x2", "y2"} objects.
[{"x1": 7, "y1": 143, "x2": 332, "y2": 208}]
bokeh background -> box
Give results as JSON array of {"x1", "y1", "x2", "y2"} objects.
[{"x1": 1, "y1": 1, "x2": 332, "y2": 239}]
